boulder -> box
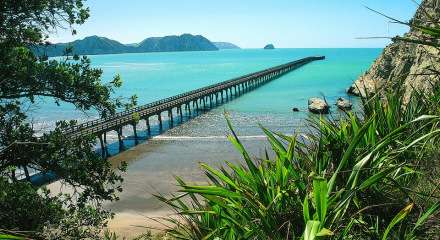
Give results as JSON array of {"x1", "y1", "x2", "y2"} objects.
[
  {"x1": 336, "y1": 97, "x2": 352, "y2": 110},
  {"x1": 292, "y1": 107, "x2": 299, "y2": 112},
  {"x1": 308, "y1": 98, "x2": 329, "y2": 114}
]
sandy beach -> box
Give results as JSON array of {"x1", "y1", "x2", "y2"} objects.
[{"x1": 107, "y1": 209, "x2": 173, "y2": 238}]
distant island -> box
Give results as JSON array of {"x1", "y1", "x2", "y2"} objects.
[
  {"x1": 264, "y1": 44, "x2": 275, "y2": 49},
  {"x1": 213, "y1": 42, "x2": 240, "y2": 49},
  {"x1": 33, "y1": 34, "x2": 240, "y2": 57}
]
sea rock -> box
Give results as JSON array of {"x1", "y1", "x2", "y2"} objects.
[
  {"x1": 336, "y1": 97, "x2": 352, "y2": 110},
  {"x1": 347, "y1": 0, "x2": 440, "y2": 101},
  {"x1": 292, "y1": 107, "x2": 299, "y2": 112},
  {"x1": 264, "y1": 44, "x2": 275, "y2": 50},
  {"x1": 347, "y1": 85, "x2": 358, "y2": 95},
  {"x1": 308, "y1": 98, "x2": 329, "y2": 114}
]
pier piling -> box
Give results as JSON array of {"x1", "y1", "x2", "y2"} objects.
[
  {"x1": 158, "y1": 114, "x2": 162, "y2": 131},
  {"x1": 117, "y1": 127, "x2": 124, "y2": 151}
]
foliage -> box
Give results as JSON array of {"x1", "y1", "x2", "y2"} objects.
[
  {"x1": 0, "y1": 178, "x2": 63, "y2": 232},
  {"x1": 0, "y1": 0, "x2": 132, "y2": 238},
  {"x1": 101, "y1": 230, "x2": 172, "y2": 240}
]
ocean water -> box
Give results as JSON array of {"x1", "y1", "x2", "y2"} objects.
[
  {"x1": 34, "y1": 48, "x2": 380, "y2": 135},
  {"x1": 42, "y1": 48, "x2": 381, "y2": 232}
]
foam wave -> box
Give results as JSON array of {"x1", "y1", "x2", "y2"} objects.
[{"x1": 151, "y1": 135, "x2": 268, "y2": 141}]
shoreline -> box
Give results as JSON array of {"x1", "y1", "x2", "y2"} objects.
[
  {"x1": 102, "y1": 136, "x2": 273, "y2": 238},
  {"x1": 107, "y1": 209, "x2": 173, "y2": 238}
]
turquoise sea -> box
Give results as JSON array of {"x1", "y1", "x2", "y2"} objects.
[
  {"x1": 43, "y1": 48, "x2": 381, "y2": 229},
  {"x1": 36, "y1": 48, "x2": 380, "y2": 135}
]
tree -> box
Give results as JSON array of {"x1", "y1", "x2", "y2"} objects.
[{"x1": 0, "y1": 0, "x2": 131, "y2": 238}]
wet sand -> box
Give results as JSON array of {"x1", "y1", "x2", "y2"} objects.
[{"x1": 105, "y1": 137, "x2": 271, "y2": 238}]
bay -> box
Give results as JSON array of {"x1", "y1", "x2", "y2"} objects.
[{"x1": 43, "y1": 48, "x2": 381, "y2": 236}]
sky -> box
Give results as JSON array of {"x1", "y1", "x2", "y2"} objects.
[{"x1": 49, "y1": 0, "x2": 419, "y2": 48}]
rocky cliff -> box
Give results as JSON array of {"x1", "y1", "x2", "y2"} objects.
[{"x1": 348, "y1": 0, "x2": 440, "y2": 98}]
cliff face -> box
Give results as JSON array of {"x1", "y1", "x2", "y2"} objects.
[{"x1": 348, "y1": 0, "x2": 440, "y2": 98}]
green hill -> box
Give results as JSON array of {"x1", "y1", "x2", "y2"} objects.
[
  {"x1": 34, "y1": 34, "x2": 221, "y2": 57},
  {"x1": 213, "y1": 42, "x2": 240, "y2": 49},
  {"x1": 138, "y1": 34, "x2": 218, "y2": 52}
]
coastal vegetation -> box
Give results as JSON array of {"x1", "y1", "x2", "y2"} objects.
[{"x1": 0, "y1": 0, "x2": 133, "y2": 238}]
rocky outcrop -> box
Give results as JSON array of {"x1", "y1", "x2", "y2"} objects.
[
  {"x1": 348, "y1": 0, "x2": 440, "y2": 100},
  {"x1": 336, "y1": 97, "x2": 352, "y2": 110},
  {"x1": 308, "y1": 98, "x2": 329, "y2": 114},
  {"x1": 264, "y1": 44, "x2": 275, "y2": 50}
]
